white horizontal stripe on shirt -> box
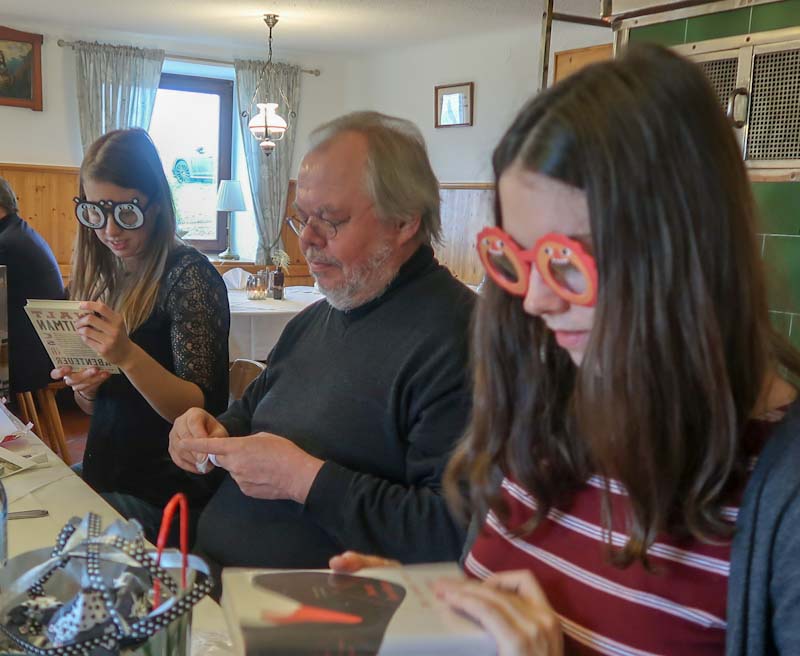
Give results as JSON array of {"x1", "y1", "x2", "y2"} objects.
[
  {"x1": 466, "y1": 552, "x2": 662, "y2": 656},
  {"x1": 561, "y1": 615, "x2": 662, "y2": 656},
  {"x1": 501, "y1": 478, "x2": 730, "y2": 576},
  {"x1": 485, "y1": 511, "x2": 727, "y2": 630}
]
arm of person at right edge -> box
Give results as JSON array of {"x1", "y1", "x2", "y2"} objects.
[{"x1": 768, "y1": 457, "x2": 800, "y2": 653}]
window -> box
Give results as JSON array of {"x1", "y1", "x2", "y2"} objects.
[{"x1": 149, "y1": 74, "x2": 233, "y2": 251}]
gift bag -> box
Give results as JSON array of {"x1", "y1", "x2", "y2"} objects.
[{"x1": 0, "y1": 494, "x2": 211, "y2": 656}]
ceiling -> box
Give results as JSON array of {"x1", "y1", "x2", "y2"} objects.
[{"x1": 2, "y1": 0, "x2": 603, "y2": 53}]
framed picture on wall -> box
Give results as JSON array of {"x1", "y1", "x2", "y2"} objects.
[
  {"x1": 0, "y1": 26, "x2": 43, "y2": 111},
  {"x1": 435, "y1": 82, "x2": 474, "y2": 128}
]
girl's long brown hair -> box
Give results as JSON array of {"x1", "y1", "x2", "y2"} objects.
[
  {"x1": 71, "y1": 128, "x2": 179, "y2": 333},
  {"x1": 445, "y1": 44, "x2": 800, "y2": 565}
]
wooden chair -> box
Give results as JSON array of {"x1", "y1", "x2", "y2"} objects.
[
  {"x1": 229, "y1": 358, "x2": 266, "y2": 403},
  {"x1": 15, "y1": 382, "x2": 71, "y2": 465}
]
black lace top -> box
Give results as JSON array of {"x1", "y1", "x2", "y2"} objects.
[{"x1": 82, "y1": 245, "x2": 230, "y2": 508}]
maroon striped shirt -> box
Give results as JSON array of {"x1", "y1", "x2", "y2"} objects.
[{"x1": 465, "y1": 417, "x2": 778, "y2": 655}]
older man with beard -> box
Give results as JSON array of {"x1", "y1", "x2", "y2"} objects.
[{"x1": 169, "y1": 111, "x2": 475, "y2": 573}]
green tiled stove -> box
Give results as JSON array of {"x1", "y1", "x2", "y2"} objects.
[{"x1": 605, "y1": 0, "x2": 800, "y2": 347}]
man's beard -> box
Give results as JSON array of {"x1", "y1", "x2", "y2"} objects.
[{"x1": 305, "y1": 240, "x2": 397, "y2": 311}]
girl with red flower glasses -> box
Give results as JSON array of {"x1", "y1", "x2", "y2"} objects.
[{"x1": 334, "y1": 44, "x2": 800, "y2": 655}]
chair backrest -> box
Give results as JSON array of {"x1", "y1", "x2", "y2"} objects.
[{"x1": 229, "y1": 358, "x2": 266, "y2": 403}]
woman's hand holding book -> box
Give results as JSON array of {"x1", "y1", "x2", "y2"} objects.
[{"x1": 74, "y1": 301, "x2": 134, "y2": 367}]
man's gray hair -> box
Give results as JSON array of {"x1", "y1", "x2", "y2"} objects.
[
  {"x1": 0, "y1": 177, "x2": 18, "y2": 214},
  {"x1": 308, "y1": 111, "x2": 442, "y2": 246}
]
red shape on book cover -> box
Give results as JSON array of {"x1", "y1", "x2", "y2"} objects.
[{"x1": 263, "y1": 604, "x2": 363, "y2": 626}]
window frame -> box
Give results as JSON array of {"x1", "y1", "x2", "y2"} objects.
[{"x1": 156, "y1": 73, "x2": 234, "y2": 252}]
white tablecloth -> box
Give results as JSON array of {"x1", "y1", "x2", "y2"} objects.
[
  {"x1": 228, "y1": 285, "x2": 323, "y2": 361},
  {"x1": 1, "y1": 407, "x2": 232, "y2": 655}
]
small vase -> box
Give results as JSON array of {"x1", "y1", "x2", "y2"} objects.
[{"x1": 272, "y1": 269, "x2": 285, "y2": 300}]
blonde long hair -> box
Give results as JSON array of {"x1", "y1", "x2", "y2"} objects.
[{"x1": 70, "y1": 129, "x2": 178, "y2": 333}]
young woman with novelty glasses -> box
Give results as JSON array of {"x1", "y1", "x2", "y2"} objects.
[
  {"x1": 333, "y1": 45, "x2": 800, "y2": 655},
  {"x1": 52, "y1": 128, "x2": 230, "y2": 542}
]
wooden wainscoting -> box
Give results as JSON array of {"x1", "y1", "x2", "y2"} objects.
[
  {"x1": 230, "y1": 180, "x2": 496, "y2": 287},
  {"x1": 0, "y1": 163, "x2": 313, "y2": 286},
  {"x1": 0, "y1": 164, "x2": 493, "y2": 289},
  {"x1": 0, "y1": 163, "x2": 80, "y2": 282},
  {"x1": 437, "y1": 183, "x2": 494, "y2": 285},
  {"x1": 554, "y1": 44, "x2": 614, "y2": 83},
  {"x1": 278, "y1": 180, "x2": 314, "y2": 286}
]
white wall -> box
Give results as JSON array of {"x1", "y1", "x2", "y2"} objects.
[
  {"x1": 0, "y1": 20, "x2": 353, "y2": 172},
  {"x1": 340, "y1": 21, "x2": 611, "y2": 183},
  {"x1": 0, "y1": 20, "x2": 353, "y2": 262},
  {"x1": 0, "y1": 17, "x2": 610, "y2": 258}
]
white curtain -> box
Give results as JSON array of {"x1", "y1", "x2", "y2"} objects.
[
  {"x1": 234, "y1": 59, "x2": 301, "y2": 264},
  {"x1": 73, "y1": 41, "x2": 165, "y2": 154}
]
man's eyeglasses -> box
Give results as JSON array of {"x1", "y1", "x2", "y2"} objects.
[
  {"x1": 285, "y1": 214, "x2": 349, "y2": 241},
  {"x1": 476, "y1": 226, "x2": 598, "y2": 307},
  {"x1": 73, "y1": 197, "x2": 149, "y2": 230}
]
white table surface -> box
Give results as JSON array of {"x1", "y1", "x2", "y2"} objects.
[
  {"x1": 228, "y1": 286, "x2": 323, "y2": 361},
  {"x1": 1, "y1": 407, "x2": 233, "y2": 655}
]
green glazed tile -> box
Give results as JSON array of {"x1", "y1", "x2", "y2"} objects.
[
  {"x1": 686, "y1": 8, "x2": 752, "y2": 41},
  {"x1": 629, "y1": 20, "x2": 687, "y2": 46},
  {"x1": 789, "y1": 314, "x2": 800, "y2": 351},
  {"x1": 763, "y1": 236, "x2": 800, "y2": 313},
  {"x1": 753, "y1": 182, "x2": 800, "y2": 236},
  {"x1": 770, "y1": 310, "x2": 792, "y2": 337},
  {"x1": 752, "y1": 0, "x2": 800, "y2": 32}
]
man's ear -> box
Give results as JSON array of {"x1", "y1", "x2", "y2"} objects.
[{"x1": 396, "y1": 213, "x2": 422, "y2": 246}]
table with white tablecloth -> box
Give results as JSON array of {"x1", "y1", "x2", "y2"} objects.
[
  {"x1": 227, "y1": 286, "x2": 323, "y2": 361},
  {"x1": 0, "y1": 407, "x2": 233, "y2": 655}
]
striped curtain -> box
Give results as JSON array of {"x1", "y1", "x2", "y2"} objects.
[
  {"x1": 73, "y1": 41, "x2": 164, "y2": 154},
  {"x1": 234, "y1": 59, "x2": 301, "y2": 265}
]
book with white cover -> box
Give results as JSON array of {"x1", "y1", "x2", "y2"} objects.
[
  {"x1": 221, "y1": 562, "x2": 497, "y2": 656},
  {"x1": 24, "y1": 300, "x2": 119, "y2": 374}
]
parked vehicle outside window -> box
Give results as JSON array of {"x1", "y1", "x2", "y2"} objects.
[{"x1": 172, "y1": 146, "x2": 215, "y2": 183}]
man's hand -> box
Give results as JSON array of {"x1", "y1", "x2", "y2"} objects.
[
  {"x1": 169, "y1": 408, "x2": 229, "y2": 473},
  {"x1": 181, "y1": 433, "x2": 324, "y2": 503}
]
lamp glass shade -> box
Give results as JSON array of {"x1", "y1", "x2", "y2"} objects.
[
  {"x1": 248, "y1": 103, "x2": 287, "y2": 142},
  {"x1": 216, "y1": 180, "x2": 246, "y2": 212}
]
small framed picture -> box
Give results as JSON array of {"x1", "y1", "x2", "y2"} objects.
[
  {"x1": 435, "y1": 82, "x2": 474, "y2": 128},
  {"x1": 0, "y1": 26, "x2": 44, "y2": 111}
]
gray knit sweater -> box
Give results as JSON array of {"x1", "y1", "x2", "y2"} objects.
[{"x1": 727, "y1": 399, "x2": 800, "y2": 654}]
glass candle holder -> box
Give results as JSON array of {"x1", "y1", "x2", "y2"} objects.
[{"x1": 246, "y1": 270, "x2": 270, "y2": 300}]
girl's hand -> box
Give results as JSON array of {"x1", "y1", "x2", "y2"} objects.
[
  {"x1": 328, "y1": 551, "x2": 400, "y2": 573},
  {"x1": 51, "y1": 365, "x2": 110, "y2": 398},
  {"x1": 74, "y1": 301, "x2": 134, "y2": 366},
  {"x1": 434, "y1": 570, "x2": 563, "y2": 656}
]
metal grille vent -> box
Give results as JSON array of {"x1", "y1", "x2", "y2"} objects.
[
  {"x1": 698, "y1": 57, "x2": 738, "y2": 112},
  {"x1": 747, "y1": 48, "x2": 800, "y2": 160}
]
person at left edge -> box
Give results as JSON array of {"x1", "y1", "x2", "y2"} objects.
[
  {"x1": 52, "y1": 128, "x2": 230, "y2": 543},
  {"x1": 0, "y1": 177, "x2": 66, "y2": 395}
]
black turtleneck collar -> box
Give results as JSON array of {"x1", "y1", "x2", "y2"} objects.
[{"x1": 334, "y1": 244, "x2": 436, "y2": 320}]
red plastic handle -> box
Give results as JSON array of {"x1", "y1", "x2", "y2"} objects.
[{"x1": 153, "y1": 492, "x2": 189, "y2": 607}]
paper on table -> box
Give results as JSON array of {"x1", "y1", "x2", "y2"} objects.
[
  {"x1": 0, "y1": 447, "x2": 37, "y2": 478},
  {"x1": 0, "y1": 407, "x2": 20, "y2": 439}
]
